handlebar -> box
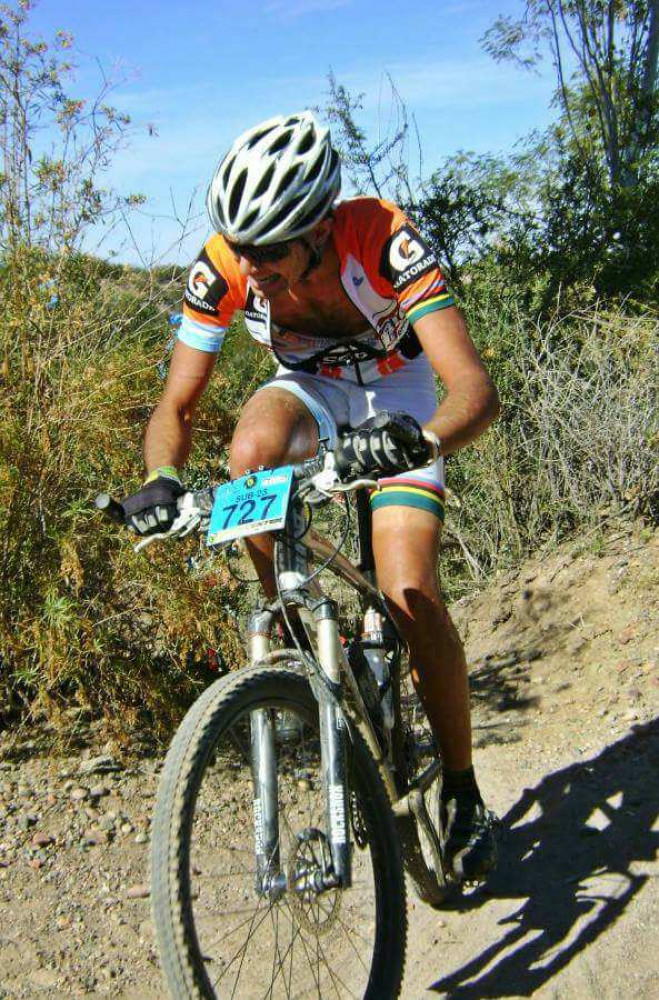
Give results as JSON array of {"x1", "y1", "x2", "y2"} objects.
[
  {"x1": 94, "y1": 454, "x2": 330, "y2": 528},
  {"x1": 95, "y1": 492, "x2": 125, "y2": 524}
]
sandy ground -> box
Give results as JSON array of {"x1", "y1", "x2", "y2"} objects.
[{"x1": 0, "y1": 522, "x2": 657, "y2": 998}]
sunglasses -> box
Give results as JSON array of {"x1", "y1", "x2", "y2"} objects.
[{"x1": 226, "y1": 239, "x2": 294, "y2": 265}]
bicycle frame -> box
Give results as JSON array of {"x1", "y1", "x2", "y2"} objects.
[{"x1": 245, "y1": 486, "x2": 444, "y2": 899}]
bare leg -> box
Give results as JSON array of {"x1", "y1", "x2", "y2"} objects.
[
  {"x1": 229, "y1": 388, "x2": 318, "y2": 598},
  {"x1": 371, "y1": 505, "x2": 472, "y2": 772}
]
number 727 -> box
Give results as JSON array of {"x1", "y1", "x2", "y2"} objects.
[{"x1": 221, "y1": 493, "x2": 278, "y2": 530}]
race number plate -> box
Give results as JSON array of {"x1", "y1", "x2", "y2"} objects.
[{"x1": 207, "y1": 466, "x2": 294, "y2": 547}]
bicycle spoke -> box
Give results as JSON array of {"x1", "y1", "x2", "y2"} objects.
[
  {"x1": 209, "y1": 894, "x2": 271, "y2": 992},
  {"x1": 262, "y1": 902, "x2": 299, "y2": 1000}
]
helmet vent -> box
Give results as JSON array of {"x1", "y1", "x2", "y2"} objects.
[
  {"x1": 222, "y1": 153, "x2": 237, "y2": 184},
  {"x1": 296, "y1": 187, "x2": 335, "y2": 232},
  {"x1": 247, "y1": 126, "x2": 275, "y2": 149},
  {"x1": 297, "y1": 130, "x2": 315, "y2": 154},
  {"x1": 229, "y1": 168, "x2": 248, "y2": 221},
  {"x1": 242, "y1": 207, "x2": 260, "y2": 230},
  {"x1": 266, "y1": 193, "x2": 305, "y2": 233},
  {"x1": 304, "y1": 152, "x2": 324, "y2": 184},
  {"x1": 275, "y1": 165, "x2": 302, "y2": 199},
  {"x1": 253, "y1": 162, "x2": 276, "y2": 198},
  {"x1": 269, "y1": 130, "x2": 293, "y2": 155}
]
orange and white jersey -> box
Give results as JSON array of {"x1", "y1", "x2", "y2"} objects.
[{"x1": 178, "y1": 197, "x2": 454, "y2": 383}]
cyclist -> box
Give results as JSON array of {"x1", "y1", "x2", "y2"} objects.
[{"x1": 122, "y1": 111, "x2": 500, "y2": 882}]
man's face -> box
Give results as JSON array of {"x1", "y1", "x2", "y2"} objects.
[
  {"x1": 228, "y1": 239, "x2": 307, "y2": 296},
  {"x1": 226, "y1": 220, "x2": 332, "y2": 296}
]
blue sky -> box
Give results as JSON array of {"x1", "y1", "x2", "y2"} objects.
[{"x1": 28, "y1": 0, "x2": 558, "y2": 265}]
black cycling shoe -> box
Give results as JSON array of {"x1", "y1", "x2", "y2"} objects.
[{"x1": 440, "y1": 796, "x2": 498, "y2": 883}]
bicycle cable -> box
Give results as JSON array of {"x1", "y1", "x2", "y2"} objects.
[{"x1": 273, "y1": 494, "x2": 354, "y2": 708}]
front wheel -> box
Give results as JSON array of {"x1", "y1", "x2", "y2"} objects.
[{"x1": 150, "y1": 662, "x2": 407, "y2": 999}]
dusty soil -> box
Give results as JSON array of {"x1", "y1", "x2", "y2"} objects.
[{"x1": 1, "y1": 522, "x2": 658, "y2": 999}]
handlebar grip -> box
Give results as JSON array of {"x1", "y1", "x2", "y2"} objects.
[{"x1": 95, "y1": 493, "x2": 125, "y2": 524}]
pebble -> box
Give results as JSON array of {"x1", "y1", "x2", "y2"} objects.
[
  {"x1": 120, "y1": 822, "x2": 134, "y2": 835},
  {"x1": 79, "y1": 755, "x2": 121, "y2": 777},
  {"x1": 134, "y1": 832, "x2": 148, "y2": 844},
  {"x1": 126, "y1": 884, "x2": 150, "y2": 899},
  {"x1": 99, "y1": 814, "x2": 116, "y2": 832},
  {"x1": 70, "y1": 787, "x2": 90, "y2": 802},
  {"x1": 31, "y1": 832, "x2": 54, "y2": 848},
  {"x1": 83, "y1": 829, "x2": 108, "y2": 846}
]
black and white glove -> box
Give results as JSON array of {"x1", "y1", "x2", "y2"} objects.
[
  {"x1": 334, "y1": 411, "x2": 440, "y2": 479},
  {"x1": 122, "y1": 467, "x2": 185, "y2": 537}
]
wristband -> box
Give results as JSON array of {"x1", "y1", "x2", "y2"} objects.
[{"x1": 144, "y1": 465, "x2": 181, "y2": 485}]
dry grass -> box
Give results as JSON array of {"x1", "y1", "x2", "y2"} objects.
[
  {"x1": 1, "y1": 247, "x2": 656, "y2": 732},
  {"x1": 443, "y1": 301, "x2": 659, "y2": 595}
]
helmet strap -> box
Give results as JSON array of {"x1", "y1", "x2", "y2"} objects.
[{"x1": 298, "y1": 237, "x2": 323, "y2": 281}]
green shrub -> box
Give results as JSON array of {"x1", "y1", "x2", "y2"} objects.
[{"x1": 0, "y1": 248, "x2": 262, "y2": 738}]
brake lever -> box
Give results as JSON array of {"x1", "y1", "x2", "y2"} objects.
[{"x1": 133, "y1": 493, "x2": 207, "y2": 552}]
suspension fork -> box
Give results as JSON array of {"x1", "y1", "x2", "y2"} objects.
[
  {"x1": 279, "y1": 499, "x2": 352, "y2": 888},
  {"x1": 314, "y1": 598, "x2": 352, "y2": 888},
  {"x1": 246, "y1": 607, "x2": 286, "y2": 897},
  {"x1": 247, "y1": 500, "x2": 352, "y2": 894}
]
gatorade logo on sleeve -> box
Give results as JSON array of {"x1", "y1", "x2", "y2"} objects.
[
  {"x1": 380, "y1": 225, "x2": 438, "y2": 291},
  {"x1": 184, "y1": 248, "x2": 228, "y2": 315}
]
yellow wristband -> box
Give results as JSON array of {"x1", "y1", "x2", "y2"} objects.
[{"x1": 144, "y1": 465, "x2": 180, "y2": 485}]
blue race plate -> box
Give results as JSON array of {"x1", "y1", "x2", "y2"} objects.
[{"x1": 207, "y1": 466, "x2": 294, "y2": 547}]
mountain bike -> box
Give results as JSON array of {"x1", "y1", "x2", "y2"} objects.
[{"x1": 96, "y1": 430, "x2": 452, "y2": 999}]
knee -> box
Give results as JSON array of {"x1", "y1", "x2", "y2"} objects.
[{"x1": 229, "y1": 429, "x2": 286, "y2": 479}]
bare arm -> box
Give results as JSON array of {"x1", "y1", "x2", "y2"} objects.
[
  {"x1": 413, "y1": 306, "x2": 500, "y2": 456},
  {"x1": 144, "y1": 341, "x2": 218, "y2": 473}
]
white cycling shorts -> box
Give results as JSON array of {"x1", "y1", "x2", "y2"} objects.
[{"x1": 260, "y1": 353, "x2": 446, "y2": 520}]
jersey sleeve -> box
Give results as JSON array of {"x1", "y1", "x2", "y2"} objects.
[
  {"x1": 349, "y1": 199, "x2": 455, "y2": 324},
  {"x1": 178, "y1": 237, "x2": 243, "y2": 353}
]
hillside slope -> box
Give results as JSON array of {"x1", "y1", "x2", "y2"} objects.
[{"x1": 406, "y1": 521, "x2": 659, "y2": 998}]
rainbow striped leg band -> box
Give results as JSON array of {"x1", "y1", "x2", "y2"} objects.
[{"x1": 370, "y1": 477, "x2": 445, "y2": 521}]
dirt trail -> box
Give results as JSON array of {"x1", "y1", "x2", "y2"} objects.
[
  {"x1": 1, "y1": 523, "x2": 658, "y2": 998},
  {"x1": 405, "y1": 522, "x2": 659, "y2": 999}
]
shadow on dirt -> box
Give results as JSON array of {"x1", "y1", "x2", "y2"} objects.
[
  {"x1": 467, "y1": 652, "x2": 542, "y2": 747},
  {"x1": 430, "y1": 717, "x2": 659, "y2": 997}
]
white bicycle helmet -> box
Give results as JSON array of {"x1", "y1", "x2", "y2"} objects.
[{"x1": 206, "y1": 111, "x2": 341, "y2": 244}]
